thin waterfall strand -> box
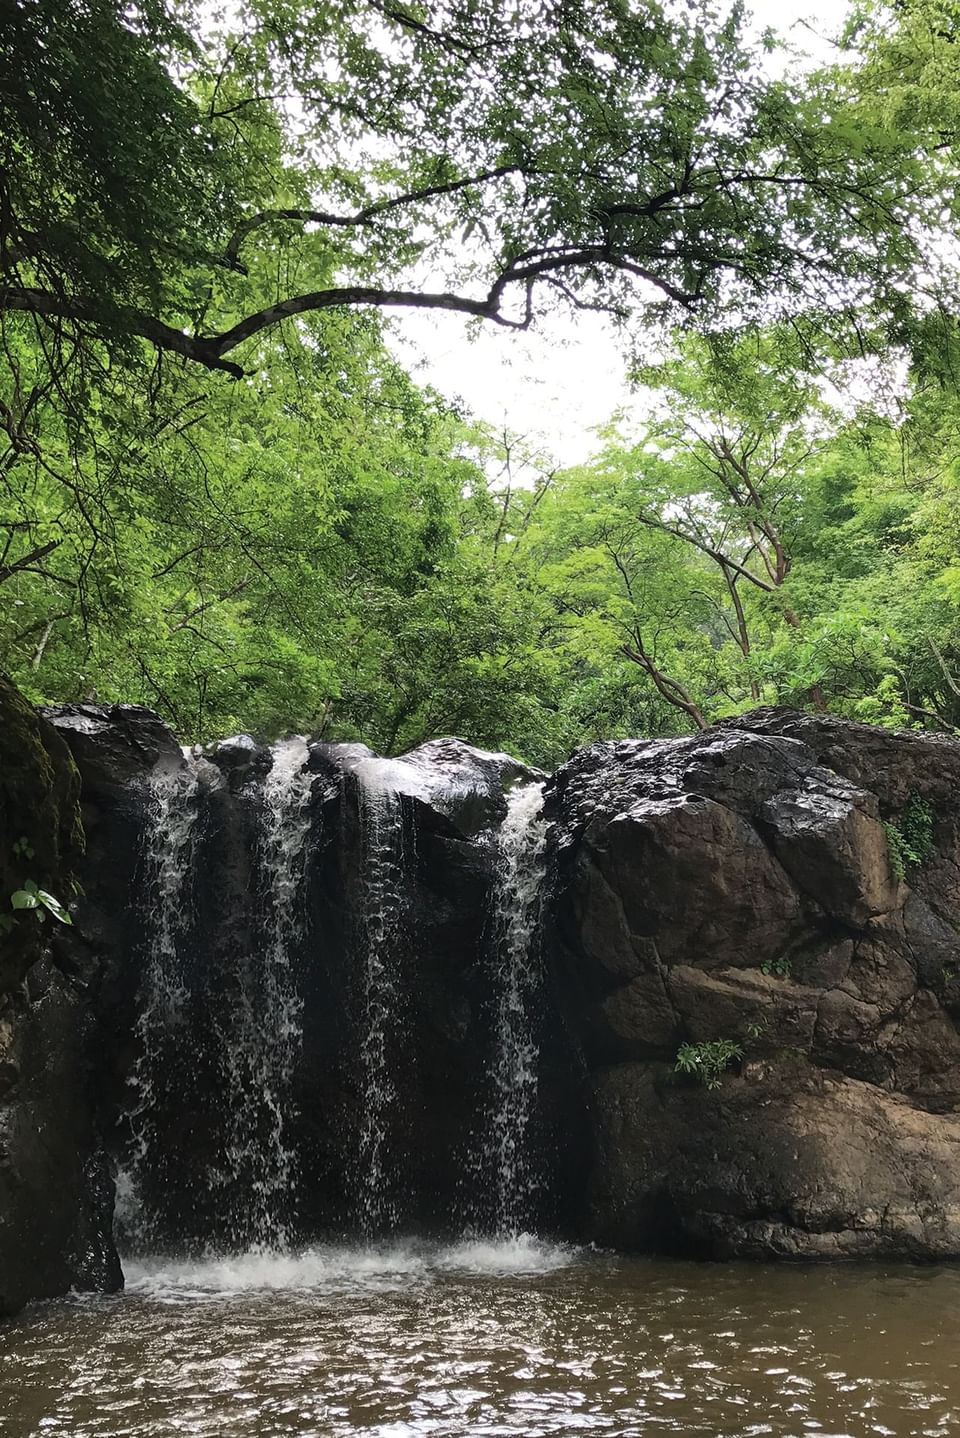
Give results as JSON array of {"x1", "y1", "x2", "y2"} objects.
[
  {"x1": 116, "y1": 765, "x2": 199, "y2": 1251},
  {"x1": 214, "y1": 737, "x2": 313, "y2": 1250},
  {"x1": 485, "y1": 782, "x2": 549, "y2": 1237},
  {"x1": 354, "y1": 767, "x2": 413, "y2": 1235}
]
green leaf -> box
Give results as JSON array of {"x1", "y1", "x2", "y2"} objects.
[{"x1": 36, "y1": 890, "x2": 73, "y2": 924}]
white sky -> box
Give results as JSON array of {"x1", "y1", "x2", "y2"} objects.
[{"x1": 387, "y1": 0, "x2": 851, "y2": 465}]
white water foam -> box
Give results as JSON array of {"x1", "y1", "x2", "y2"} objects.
[
  {"x1": 352, "y1": 754, "x2": 429, "y2": 801},
  {"x1": 435, "y1": 1234, "x2": 575, "y2": 1275},
  {"x1": 122, "y1": 1237, "x2": 578, "y2": 1301}
]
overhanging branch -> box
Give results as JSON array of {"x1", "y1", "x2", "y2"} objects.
[
  {"x1": 1, "y1": 239, "x2": 704, "y2": 378},
  {"x1": 223, "y1": 165, "x2": 520, "y2": 271}
]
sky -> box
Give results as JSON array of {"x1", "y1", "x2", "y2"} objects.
[{"x1": 386, "y1": 0, "x2": 852, "y2": 466}]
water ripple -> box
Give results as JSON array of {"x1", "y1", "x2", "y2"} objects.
[{"x1": 2, "y1": 1250, "x2": 960, "y2": 1438}]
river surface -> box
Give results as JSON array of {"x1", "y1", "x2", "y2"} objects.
[{"x1": 2, "y1": 1240, "x2": 959, "y2": 1437}]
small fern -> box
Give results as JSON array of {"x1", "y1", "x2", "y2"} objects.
[{"x1": 674, "y1": 1039, "x2": 743, "y2": 1090}]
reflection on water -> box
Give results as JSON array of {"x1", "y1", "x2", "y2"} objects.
[{"x1": 3, "y1": 1243, "x2": 960, "y2": 1437}]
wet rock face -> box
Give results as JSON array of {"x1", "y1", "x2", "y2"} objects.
[
  {"x1": 0, "y1": 959, "x2": 121, "y2": 1314},
  {"x1": 208, "y1": 733, "x2": 273, "y2": 791},
  {"x1": 589, "y1": 1060, "x2": 960, "y2": 1260},
  {"x1": 40, "y1": 701, "x2": 184, "y2": 794},
  {"x1": 550, "y1": 713, "x2": 960, "y2": 1259},
  {"x1": 0, "y1": 680, "x2": 118, "y2": 1315},
  {"x1": 310, "y1": 736, "x2": 542, "y2": 835},
  {"x1": 1, "y1": 677, "x2": 83, "y2": 996}
]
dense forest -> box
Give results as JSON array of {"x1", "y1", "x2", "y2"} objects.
[{"x1": 3, "y1": 0, "x2": 960, "y2": 766}]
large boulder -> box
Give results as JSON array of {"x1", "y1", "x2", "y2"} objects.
[
  {"x1": 309, "y1": 736, "x2": 541, "y2": 836},
  {"x1": 551, "y1": 709, "x2": 960, "y2": 1259},
  {"x1": 41, "y1": 700, "x2": 184, "y2": 795},
  {"x1": 588, "y1": 1058, "x2": 960, "y2": 1259}
]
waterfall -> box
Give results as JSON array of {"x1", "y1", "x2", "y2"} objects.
[
  {"x1": 116, "y1": 738, "x2": 556, "y2": 1254},
  {"x1": 352, "y1": 760, "x2": 418, "y2": 1235},
  {"x1": 213, "y1": 737, "x2": 313, "y2": 1250},
  {"x1": 116, "y1": 765, "x2": 199, "y2": 1251},
  {"x1": 483, "y1": 781, "x2": 549, "y2": 1237}
]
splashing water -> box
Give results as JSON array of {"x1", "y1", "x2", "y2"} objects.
[
  {"x1": 212, "y1": 737, "x2": 313, "y2": 1250},
  {"x1": 352, "y1": 762, "x2": 412, "y2": 1235},
  {"x1": 122, "y1": 1234, "x2": 576, "y2": 1301},
  {"x1": 484, "y1": 782, "x2": 549, "y2": 1236},
  {"x1": 117, "y1": 766, "x2": 199, "y2": 1251}
]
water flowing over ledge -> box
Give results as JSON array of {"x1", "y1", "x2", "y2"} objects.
[
  {"x1": 479, "y1": 781, "x2": 549, "y2": 1237},
  {"x1": 10, "y1": 700, "x2": 960, "y2": 1325},
  {"x1": 106, "y1": 728, "x2": 561, "y2": 1259}
]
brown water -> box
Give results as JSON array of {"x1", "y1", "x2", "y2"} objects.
[{"x1": 2, "y1": 1238, "x2": 959, "y2": 1437}]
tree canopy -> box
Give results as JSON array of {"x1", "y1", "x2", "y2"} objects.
[
  {"x1": 2, "y1": 0, "x2": 951, "y2": 375},
  {"x1": 3, "y1": 0, "x2": 960, "y2": 765}
]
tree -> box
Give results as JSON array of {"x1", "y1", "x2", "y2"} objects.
[
  {"x1": 624, "y1": 332, "x2": 839, "y2": 702},
  {"x1": 516, "y1": 459, "x2": 732, "y2": 733},
  {"x1": 1, "y1": 0, "x2": 949, "y2": 389},
  {"x1": 494, "y1": 312, "x2": 960, "y2": 742}
]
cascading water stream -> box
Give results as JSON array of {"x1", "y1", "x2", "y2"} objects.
[
  {"x1": 117, "y1": 764, "x2": 199, "y2": 1251},
  {"x1": 213, "y1": 737, "x2": 313, "y2": 1250},
  {"x1": 352, "y1": 761, "x2": 417, "y2": 1236},
  {"x1": 118, "y1": 742, "x2": 550, "y2": 1255},
  {"x1": 482, "y1": 782, "x2": 549, "y2": 1237}
]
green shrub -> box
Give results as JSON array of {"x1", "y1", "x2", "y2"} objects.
[
  {"x1": 674, "y1": 1039, "x2": 744, "y2": 1089},
  {"x1": 883, "y1": 794, "x2": 935, "y2": 880}
]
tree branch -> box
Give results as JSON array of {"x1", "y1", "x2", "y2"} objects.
[
  {"x1": 1, "y1": 235, "x2": 701, "y2": 379},
  {"x1": 223, "y1": 164, "x2": 519, "y2": 271},
  {"x1": 0, "y1": 538, "x2": 61, "y2": 584},
  {"x1": 928, "y1": 636, "x2": 960, "y2": 699}
]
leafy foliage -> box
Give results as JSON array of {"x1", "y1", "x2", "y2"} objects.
[
  {"x1": 674, "y1": 1039, "x2": 744, "y2": 1089},
  {"x1": 1, "y1": 0, "x2": 954, "y2": 382},
  {"x1": 761, "y1": 956, "x2": 792, "y2": 979},
  {"x1": 883, "y1": 795, "x2": 936, "y2": 880},
  {"x1": 2, "y1": 838, "x2": 72, "y2": 935},
  {"x1": 4, "y1": 1, "x2": 960, "y2": 768},
  {"x1": 9, "y1": 878, "x2": 72, "y2": 925}
]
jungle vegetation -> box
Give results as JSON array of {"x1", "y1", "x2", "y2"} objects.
[{"x1": 3, "y1": 0, "x2": 960, "y2": 766}]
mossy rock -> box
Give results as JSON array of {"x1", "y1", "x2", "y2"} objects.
[{"x1": 0, "y1": 674, "x2": 83, "y2": 995}]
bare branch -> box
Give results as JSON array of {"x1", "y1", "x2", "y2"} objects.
[{"x1": 928, "y1": 636, "x2": 960, "y2": 699}]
